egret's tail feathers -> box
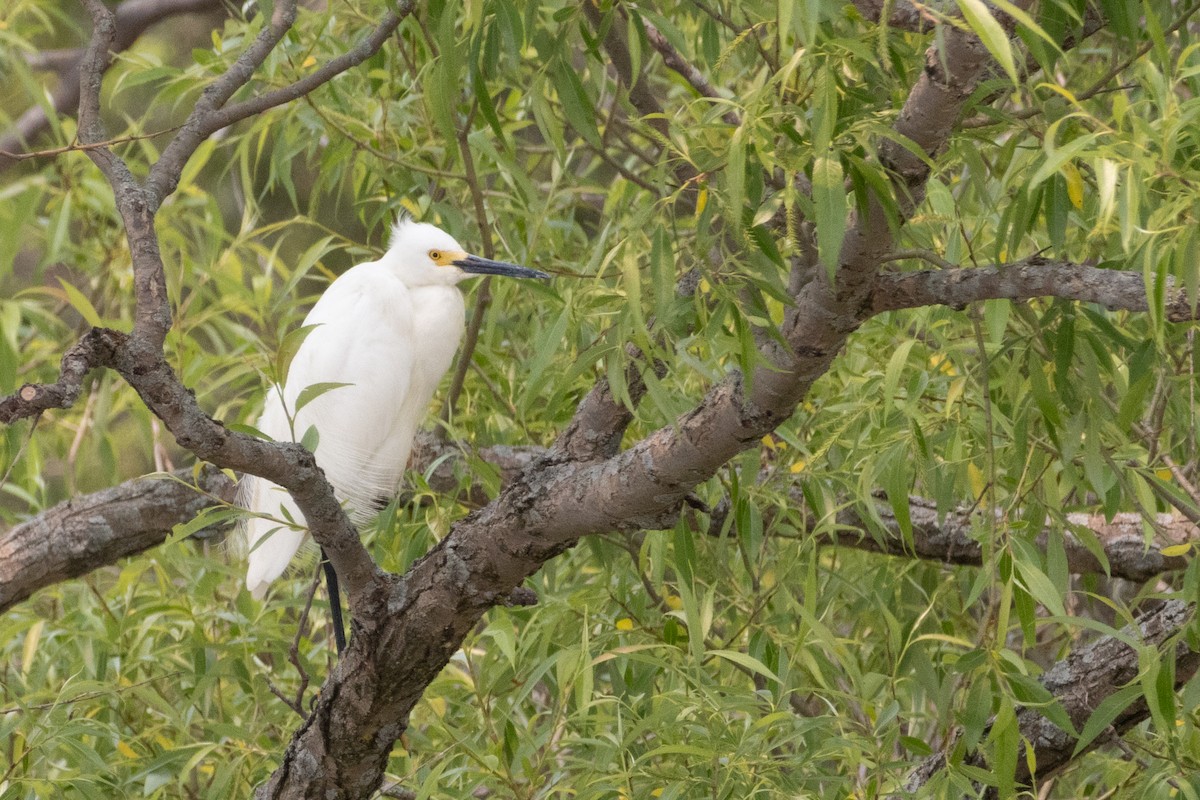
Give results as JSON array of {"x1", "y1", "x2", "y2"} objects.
[{"x1": 239, "y1": 475, "x2": 309, "y2": 599}]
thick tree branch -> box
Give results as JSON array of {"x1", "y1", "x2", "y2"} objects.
[
  {"x1": 553, "y1": 344, "x2": 667, "y2": 462},
  {"x1": 0, "y1": 439, "x2": 539, "y2": 614},
  {"x1": 0, "y1": 330, "x2": 114, "y2": 424},
  {"x1": 824, "y1": 498, "x2": 1196, "y2": 584},
  {"x1": 870, "y1": 258, "x2": 1200, "y2": 321},
  {"x1": 7, "y1": 448, "x2": 1193, "y2": 617},
  {"x1": 0, "y1": 467, "x2": 234, "y2": 613},
  {"x1": 906, "y1": 599, "x2": 1199, "y2": 794}
]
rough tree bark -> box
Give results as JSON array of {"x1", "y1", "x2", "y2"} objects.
[
  {"x1": 1, "y1": 2, "x2": 1197, "y2": 798},
  {"x1": 905, "y1": 599, "x2": 1199, "y2": 795},
  {"x1": 4, "y1": 451, "x2": 1193, "y2": 615}
]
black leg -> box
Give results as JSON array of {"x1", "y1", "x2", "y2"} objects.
[{"x1": 320, "y1": 548, "x2": 347, "y2": 655}]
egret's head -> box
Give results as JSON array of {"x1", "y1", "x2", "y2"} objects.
[{"x1": 385, "y1": 219, "x2": 549, "y2": 287}]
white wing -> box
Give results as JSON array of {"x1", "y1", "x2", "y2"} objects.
[{"x1": 242, "y1": 262, "x2": 417, "y2": 598}]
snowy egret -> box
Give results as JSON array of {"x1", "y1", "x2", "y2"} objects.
[{"x1": 241, "y1": 219, "x2": 548, "y2": 603}]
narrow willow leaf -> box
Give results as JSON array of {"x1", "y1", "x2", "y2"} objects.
[
  {"x1": 709, "y1": 649, "x2": 781, "y2": 683},
  {"x1": 726, "y1": 127, "x2": 746, "y2": 225},
  {"x1": 1073, "y1": 684, "x2": 1144, "y2": 756},
  {"x1": 293, "y1": 381, "x2": 353, "y2": 414},
  {"x1": 812, "y1": 155, "x2": 845, "y2": 283},
  {"x1": 276, "y1": 323, "x2": 322, "y2": 383},
  {"x1": 57, "y1": 278, "x2": 102, "y2": 327},
  {"x1": 1029, "y1": 134, "x2": 1098, "y2": 190},
  {"x1": 552, "y1": 64, "x2": 602, "y2": 148},
  {"x1": 956, "y1": 0, "x2": 1019, "y2": 84}
]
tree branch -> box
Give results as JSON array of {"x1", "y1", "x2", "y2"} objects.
[
  {"x1": 0, "y1": 329, "x2": 115, "y2": 424},
  {"x1": 7, "y1": 440, "x2": 1193, "y2": 618},
  {"x1": 0, "y1": 438, "x2": 542, "y2": 614},
  {"x1": 145, "y1": 2, "x2": 414, "y2": 206},
  {"x1": 639, "y1": 16, "x2": 740, "y2": 126},
  {"x1": 869, "y1": 258, "x2": 1200, "y2": 321},
  {"x1": 821, "y1": 497, "x2": 1196, "y2": 584},
  {"x1": 905, "y1": 599, "x2": 1199, "y2": 794},
  {"x1": 0, "y1": 466, "x2": 234, "y2": 613}
]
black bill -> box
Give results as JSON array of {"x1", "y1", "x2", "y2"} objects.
[{"x1": 454, "y1": 254, "x2": 550, "y2": 280}]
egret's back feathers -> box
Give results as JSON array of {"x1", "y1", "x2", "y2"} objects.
[
  {"x1": 240, "y1": 219, "x2": 541, "y2": 599},
  {"x1": 242, "y1": 230, "x2": 467, "y2": 597}
]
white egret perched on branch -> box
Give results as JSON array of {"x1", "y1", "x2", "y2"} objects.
[{"x1": 241, "y1": 219, "x2": 548, "y2": 644}]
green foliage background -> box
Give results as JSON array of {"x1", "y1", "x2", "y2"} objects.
[{"x1": 1, "y1": 0, "x2": 1199, "y2": 797}]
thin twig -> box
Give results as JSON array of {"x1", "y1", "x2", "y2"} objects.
[
  {"x1": 267, "y1": 563, "x2": 321, "y2": 717},
  {"x1": 0, "y1": 127, "x2": 180, "y2": 161},
  {"x1": 146, "y1": 0, "x2": 415, "y2": 205},
  {"x1": 442, "y1": 108, "x2": 495, "y2": 424},
  {"x1": 0, "y1": 414, "x2": 41, "y2": 490},
  {"x1": 0, "y1": 672, "x2": 184, "y2": 715},
  {"x1": 0, "y1": 0, "x2": 227, "y2": 173}
]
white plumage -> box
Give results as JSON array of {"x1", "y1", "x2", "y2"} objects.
[{"x1": 241, "y1": 219, "x2": 546, "y2": 599}]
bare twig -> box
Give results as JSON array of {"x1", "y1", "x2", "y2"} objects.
[
  {"x1": 0, "y1": 127, "x2": 178, "y2": 162},
  {"x1": 0, "y1": 672, "x2": 185, "y2": 716},
  {"x1": 267, "y1": 565, "x2": 322, "y2": 718},
  {"x1": 442, "y1": 109, "x2": 496, "y2": 424}
]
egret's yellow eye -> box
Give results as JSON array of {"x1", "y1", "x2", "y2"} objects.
[{"x1": 429, "y1": 249, "x2": 442, "y2": 262}]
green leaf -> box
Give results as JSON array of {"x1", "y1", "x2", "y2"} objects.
[
  {"x1": 812, "y1": 155, "x2": 846, "y2": 284},
  {"x1": 1014, "y1": 558, "x2": 1066, "y2": 618},
  {"x1": 168, "y1": 506, "x2": 243, "y2": 545},
  {"x1": 956, "y1": 0, "x2": 1019, "y2": 84},
  {"x1": 1073, "y1": 684, "x2": 1144, "y2": 756},
  {"x1": 708, "y1": 649, "x2": 781, "y2": 683},
  {"x1": 293, "y1": 381, "x2": 352, "y2": 414},
  {"x1": 56, "y1": 278, "x2": 103, "y2": 328},
  {"x1": 300, "y1": 424, "x2": 320, "y2": 453},
  {"x1": 726, "y1": 127, "x2": 746, "y2": 225},
  {"x1": 551, "y1": 61, "x2": 601, "y2": 148},
  {"x1": 882, "y1": 338, "x2": 917, "y2": 409},
  {"x1": 276, "y1": 323, "x2": 322, "y2": 383},
  {"x1": 1029, "y1": 134, "x2": 1099, "y2": 190},
  {"x1": 989, "y1": 701, "x2": 1018, "y2": 799}
]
